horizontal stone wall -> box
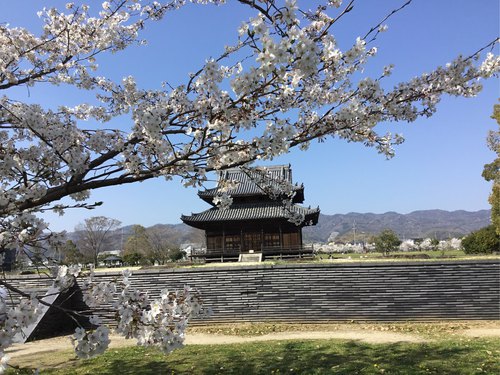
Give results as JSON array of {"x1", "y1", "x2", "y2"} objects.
[
  {"x1": 84, "y1": 260, "x2": 500, "y2": 323},
  {"x1": 4, "y1": 260, "x2": 499, "y2": 325},
  {"x1": 3, "y1": 274, "x2": 53, "y2": 306}
]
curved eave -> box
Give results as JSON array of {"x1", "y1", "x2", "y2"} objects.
[
  {"x1": 181, "y1": 203, "x2": 320, "y2": 230},
  {"x1": 304, "y1": 208, "x2": 320, "y2": 226},
  {"x1": 180, "y1": 215, "x2": 211, "y2": 230}
]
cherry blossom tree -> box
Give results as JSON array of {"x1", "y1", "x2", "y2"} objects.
[{"x1": 0, "y1": 0, "x2": 499, "y2": 370}]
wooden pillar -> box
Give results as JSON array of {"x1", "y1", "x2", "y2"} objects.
[
  {"x1": 240, "y1": 227, "x2": 243, "y2": 253},
  {"x1": 222, "y1": 226, "x2": 225, "y2": 253},
  {"x1": 279, "y1": 223, "x2": 283, "y2": 250},
  {"x1": 260, "y1": 226, "x2": 264, "y2": 251}
]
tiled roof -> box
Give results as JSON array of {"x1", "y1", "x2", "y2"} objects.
[
  {"x1": 181, "y1": 202, "x2": 320, "y2": 225},
  {"x1": 198, "y1": 165, "x2": 304, "y2": 202},
  {"x1": 220, "y1": 165, "x2": 293, "y2": 183},
  {"x1": 199, "y1": 183, "x2": 303, "y2": 199}
]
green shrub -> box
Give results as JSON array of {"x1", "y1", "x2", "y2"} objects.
[
  {"x1": 373, "y1": 229, "x2": 401, "y2": 255},
  {"x1": 167, "y1": 248, "x2": 186, "y2": 262},
  {"x1": 462, "y1": 225, "x2": 500, "y2": 254},
  {"x1": 19, "y1": 269, "x2": 36, "y2": 275},
  {"x1": 123, "y1": 251, "x2": 146, "y2": 265}
]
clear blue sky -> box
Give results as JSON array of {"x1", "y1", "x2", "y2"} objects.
[{"x1": 3, "y1": 1, "x2": 499, "y2": 232}]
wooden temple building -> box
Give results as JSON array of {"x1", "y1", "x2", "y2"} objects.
[{"x1": 181, "y1": 165, "x2": 320, "y2": 262}]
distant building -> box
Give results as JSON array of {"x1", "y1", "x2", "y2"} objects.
[
  {"x1": 180, "y1": 243, "x2": 204, "y2": 257},
  {"x1": 181, "y1": 165, "x2": 320, "y2": 262},
  {"x1": 99, "y1": 250, "x2": 122, "y2": 257},
  {"x1": 101, "y1": 255, "x2": 123, "y2": 268},
  {"x1": 98, "y1": 250, "x2": 123, "y2": 267}
]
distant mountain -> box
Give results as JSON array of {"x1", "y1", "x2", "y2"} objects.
[
  {"x1": 65, "y1": 209, "x2": 491, "y2": 250},
  {"x1": 302, "y1": 209, "x2": 491, "y2": 243}
]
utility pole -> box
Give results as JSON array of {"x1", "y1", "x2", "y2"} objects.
[{"x1": 121, "y1": 228, "x2": 124, "y2": 253}]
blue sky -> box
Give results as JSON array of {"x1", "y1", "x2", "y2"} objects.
[{"x1": 3, "y1": 1, "x2": 499, "y2": 232}]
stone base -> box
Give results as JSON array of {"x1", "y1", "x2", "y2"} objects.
[{"x1": 239, "y1": 253, "x2": 263, "y2": 262}]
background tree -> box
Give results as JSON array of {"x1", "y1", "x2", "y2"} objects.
[
  {"x1": 373, "y1": 229, "x2": 401, "y2": 256},
  {"x1": 123, "y1": 251, "x2": 145, "y2": 266},
  {"x1": 124, "y1": 225, "x2": 183, "y2": 265},
  {"x1": 482, "y1": 104, "x2": 500, "y2": 235},
  {"x1": 430, "y1": 238, "x2": 440, "y2": 251},
  {"x1": 60, "y1": 239, "x2": 85, "y2": 265},
  {"x1": 167, "y1": 248, "x2": 187, "y2": 262},
  {"x1": 123, "y1": 225, "x2": 152, "y2": 265},
  {"x1": 75, "y1": 216, "x2": 121, "y2": 265},
  {"x1": 145, "y1": 227, "x2": 180, "y2": 264},
  {"x1": 462, "y1": 225, "x2": 499, "y2": 254}
]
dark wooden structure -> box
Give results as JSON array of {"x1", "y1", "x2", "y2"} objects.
[{"x1": 181, "y1": 165, "x2": 319, "y2": 262}]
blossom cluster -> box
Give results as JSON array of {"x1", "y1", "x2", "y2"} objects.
[
  {"x1": 115, "y1": 284, "x2": 208, "y2": 354},
  {"x1": 320, "y1": 237, "x2": 463, "y2": 254},
  {"x1": 73, "y1": 317, "x2": 110, "y2": 359},
  {"x1": 0, "y1": 263, "x2": 209, "y2": 370},
  {"x1": 213, "y1": 193, "x2": 233, "y2": 210},
  {"x1": 53, "y1": 264, "x2": 82, "y2": 290},
  {"x1": 243, "y1": 166, "x2": 307, "y2": 225},
  {"x1": 399, "y1": 238, "x2": 462, "y2": 252},
  {"x1": 77, "y1": 269, "x2": 210, "y2": 358},
  {"x1": 0, "y1": 288, "x2": 41, "y2": 373}
]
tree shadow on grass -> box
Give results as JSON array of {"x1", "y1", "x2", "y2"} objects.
[
  {"x1": 37, "y1": 339, "x2": 500, "y2": 375},
  {"x1": 178, "y1": 340, "x2": 498, "y2": 375},
  {"x1": 89, "y1": 359, "x2": 173, "y2": 375},
  {"x1": 36, "y1": 347, "x2": 175, "y2": 375}
]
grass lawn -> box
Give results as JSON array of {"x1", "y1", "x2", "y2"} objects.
[
  {"x1": 23, "y1": 339, "x2": 500, "y2": 375},
  {"x1": 9, "y1": 252, "x2": 498, "y2": 276},
  {"x1": 313, "y1": 249, "x2": 500, "y2": 262},
  {"x1": 140, "y1": 251, "x2": 499, "y2": 271},
  {"x1": 7, "y1": 336, "x2": 500, "y2": 374}
]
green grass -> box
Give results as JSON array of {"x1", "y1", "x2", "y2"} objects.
[
  {"x1": 180, "y1": 251, "x2": 499, "y2": 269},
  {"x1": 10, "y1": 251, "x2": 496, "y2": 277},
  {"x1": 315, "y1": 249, "x2": 499, "y2": 261},
  {"x1": 8, "y1": 337, "x2": 500, "y2": 375}
]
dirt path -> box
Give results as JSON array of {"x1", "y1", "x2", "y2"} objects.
[
  {"x1": 461, "y1": 327, "x2": 500, "y2": 338},
  {"x1": 6, "y1": 322, "x2": 500, "y2": 369},
  {"x1": 184, "y1": 330, "x2": 427, "y2": 345}
]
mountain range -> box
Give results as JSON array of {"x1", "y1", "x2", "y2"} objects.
[
  {"x1": 302, "y1": 209, "x2": 491, "y2": 243},
  {"x1": 68, "y1": 209, "x2": 491, "y2": 250}
]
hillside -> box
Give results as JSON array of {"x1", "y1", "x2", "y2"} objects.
[{"x1": 302, "y1": 209, "x2": 491, "y2": 243}]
